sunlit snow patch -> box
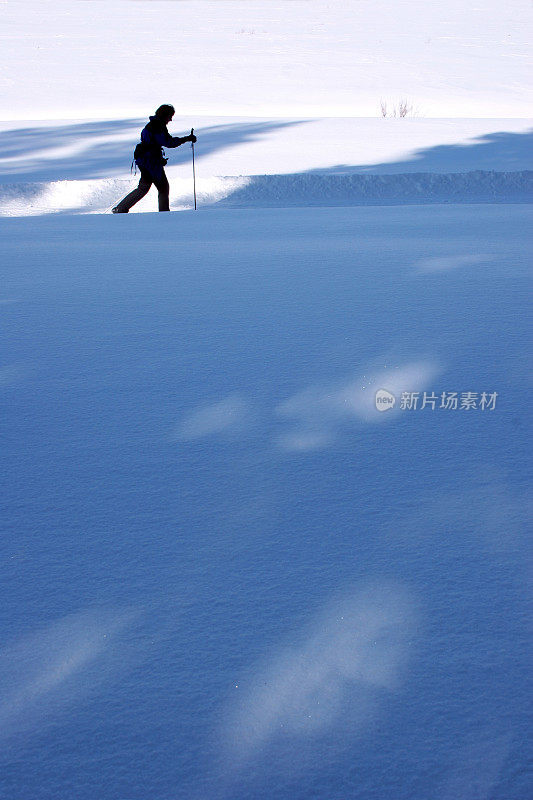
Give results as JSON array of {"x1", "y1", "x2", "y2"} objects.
[
  {"x1": 175, "y1": 393, "x2": 252, "y2": 441},
  {"x1": 0, "y1": 176, "x2": 251, "y2": 216},
  {"x1": 415, "y1": 253, "x2": 497, "y2": 273},
  {"x1": 218, "y1": 582, "x2": 418, "y2": 774},
  {"x1": 0, "y1": 607, "x2": 138, "y2": 740},
  {"x1": 275, "y1": 360, "x2": 440, "y2": 450}
]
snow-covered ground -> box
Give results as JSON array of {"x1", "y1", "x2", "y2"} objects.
[
  {"x1": 1, "y1": 1, "x2": 532, "y2": 799},
  {"x1": 1, "y1": 204, "x2": 531, "y2": 799},
  {"x1": 2, "y1": 0, "x2": 532, "y2": 119}
]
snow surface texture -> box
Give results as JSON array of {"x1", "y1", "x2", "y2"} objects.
[{"x1": 1, "y1": 205, "x2": 532, "y2": 799}]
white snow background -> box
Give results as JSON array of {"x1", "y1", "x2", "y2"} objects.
[{"x1": 0, "y1": 2, "x2": 532, "y2": 799}]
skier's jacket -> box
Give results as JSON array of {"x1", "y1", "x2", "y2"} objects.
[{"x1": 134, "y1": 117, "x2": 189, "y2": 178}]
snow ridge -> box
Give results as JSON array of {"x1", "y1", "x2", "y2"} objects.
[
  {"x1": 0, "y1": 171, "x2": 530, "y2": 216},
  {"x1": 219, "y1": 170, "x2": 533, "y2": 207}
]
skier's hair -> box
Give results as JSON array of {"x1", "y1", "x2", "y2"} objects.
[{"x1": 155, "y1": 104, "x2": 175, "y2": 121}]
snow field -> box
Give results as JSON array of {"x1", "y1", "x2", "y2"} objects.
[
  {"x1": 1, "y1": 203, "x2": 531, "y2": 798},
  {"x1": 2, "y1": 0, "x2": 532, "y2": 119},
  {"x1": 1, "y1": 0, "x2": 532, "y2": 797}
]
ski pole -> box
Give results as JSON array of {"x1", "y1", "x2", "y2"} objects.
[{"x1": 191, "y1": 127, "x2": 197, "y2": 210}]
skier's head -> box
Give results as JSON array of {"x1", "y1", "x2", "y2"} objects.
[{"x1": 155, "y1": 104, "x2": 175, "y2": 123}]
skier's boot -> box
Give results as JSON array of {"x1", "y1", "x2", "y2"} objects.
[{"x1": 111, "y1": 206, "x2": 128, "y2": 214}]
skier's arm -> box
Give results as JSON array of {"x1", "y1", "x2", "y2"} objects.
[{"x1": 154, "y1": 130, "x2": 196, "y2": 149}]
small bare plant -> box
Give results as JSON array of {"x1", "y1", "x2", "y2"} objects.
[
  {"x1": 379, "y1": 99, "x2": 419, "y2": 118},
  {"x1": 397, "y1": 99, "x2": 411, "y2": 118}
]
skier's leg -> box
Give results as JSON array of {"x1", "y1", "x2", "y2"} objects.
[
  {"x1": 153, "y1": 169, "x2": 170, "y2": 212},
  {"x1": 112, "y1": 170, "x2": 152, "y2": 213}
]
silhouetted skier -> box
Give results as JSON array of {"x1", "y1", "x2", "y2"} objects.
[{"x1": 112, "y1": 105, "x2": 196, "y2": 213}]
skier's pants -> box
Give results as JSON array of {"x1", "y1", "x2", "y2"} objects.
[{"x1": 114, "y1": 167, "x2": 170, "y2": 212}]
